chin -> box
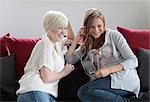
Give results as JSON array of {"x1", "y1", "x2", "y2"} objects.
[
  {"x1": 57, "y1": 38, "x2": 62, "y2": 42},
  {"x1": 93, "y1": 35, "x2": 100, "y2": 39}
]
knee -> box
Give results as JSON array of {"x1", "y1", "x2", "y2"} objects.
[
  {"x1": 17, "y1": 92, "x2": 35, "y2": 102},
  {"x1": 77, "y1": 87, "x2": 82, "y2": 96},
  {"x1": 77, "y1": 85, "x2": 91, "y2": 101},
  {"x1": 77, "y1": 86, "x2": 84, "y2": 100}
]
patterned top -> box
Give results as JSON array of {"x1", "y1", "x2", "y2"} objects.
[{"x1": 88, "y1": 32, "x2": 112, "y2": 71}]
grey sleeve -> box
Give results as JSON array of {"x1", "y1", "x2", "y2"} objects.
[
  {"x1": 65, "y1": 48, "x2": 84, "y2": 64},
  {"x1": 111, "y1": 31, "x2": 138, "y2": 70}
]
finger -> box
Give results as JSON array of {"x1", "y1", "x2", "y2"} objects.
[
  {"x1": 79, "y1": 27, "x2": 85, "y2": 33},
  {"x1": 96, "y1": 71, "x2": 102, "y2": 77},
  {"x1": 65, "y1": 63, "x2": 69, "y2": 66},
  {"x1": 95, "y1": 72, "x2": 100, "y2": 77},
  {"x1": 81, "y1": 28, "x2": 85, "y2": 32},
  {"x1": 69, "y1": 66, "x2": 74, "y2": 70},
  {"x1": 68, "y1": 64, "x2": 73, "y2": 66},
  {"x1": 95, "y1": 73, "x2": 102, "y2": 78},
  {"x1": 81, "y1": 26, "x2": 85, "y2": 29},
  {"x1": 72, "y1": 67, "x2": 75, "y2": 70},
  {"x1": 95, "y1": 71, "x2": 100, "y2": 76}
]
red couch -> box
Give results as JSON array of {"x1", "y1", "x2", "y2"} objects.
[{"x1": 0, "y1": 26, "x2": 150, "y2": 101}]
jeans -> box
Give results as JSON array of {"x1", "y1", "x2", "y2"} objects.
[
  {"x1": 77, "y1": 76, "x2": 134, "y2": 102},
  {"x1": 17, "y1": 91, "x2": 56, "y2": 102}
]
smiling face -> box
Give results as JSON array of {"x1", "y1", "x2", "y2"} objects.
[
  {"x1": 43, "y1": 11, "x2": 68, "y2": 42},
  {"x1": 48, "y1": 27, "x2": 67, "y2": 42},
  {"x1": 83, "y1": 9, "x2": 106, "y2": 40},
  {"x1": 89, "y1": 17, "x2": 105, "y2": 39}
]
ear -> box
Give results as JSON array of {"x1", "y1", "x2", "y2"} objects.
[{"x1": 67, "y1": 22, "x2": 75, "y2": 40}]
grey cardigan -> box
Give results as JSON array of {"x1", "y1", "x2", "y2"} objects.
[{"x1": 65, "y1": 29, "x2": 140, "y2": 97}]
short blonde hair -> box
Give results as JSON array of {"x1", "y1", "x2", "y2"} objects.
[{"x1": 43, "y1": 10, "x2": 68, "y2": 32}]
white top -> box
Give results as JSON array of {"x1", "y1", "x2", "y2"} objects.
[{"x1": 16, "y1": 36, "x2": 65, "y2": 97}]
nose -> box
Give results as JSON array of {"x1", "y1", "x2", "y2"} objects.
[
  {"x1": 94, "y1": 27, "x2": 99, "y2": 34},
  {"x1": 61, "y1": 28, "x2": 67, "y2": 36},
  {"x1": 62, "y1": 28, "x2": 66, "y2": 33}
]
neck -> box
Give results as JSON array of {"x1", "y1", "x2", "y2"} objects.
[{"x1": 92, "y1": 31, "x2": 106, "y2": 49}]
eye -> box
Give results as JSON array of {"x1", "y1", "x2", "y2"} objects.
[
  {"x1": 64, "y1": 27, "x2": 67, "y2": 30},
  {"x1": 58, "y1": 28, "x2": 62, "y2": 29},
  {"x1": 98, "y1": 25, "x2": 101, "y2": 27},
  {"x1": 90, "y1": 26, "x2": 94, "y2": 29}
]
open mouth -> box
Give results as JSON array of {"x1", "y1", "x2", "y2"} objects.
[{"x1": 58, "y1": 34, "x2": 64, "y2": 38}]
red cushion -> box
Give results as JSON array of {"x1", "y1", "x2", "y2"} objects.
[
  {"x1": 5, "y1": 35, "x2": 41, "y2": 80},
  {"x1": 0, "y1": 33, "x2": 10, "y2": 57},
  {"x1": 117, "y1": 26, "x2": 150, "y2": 55}
]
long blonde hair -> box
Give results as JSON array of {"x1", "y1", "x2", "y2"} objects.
[{"x1": 80, "y1": 8, "x2": 106, "y2": 53}]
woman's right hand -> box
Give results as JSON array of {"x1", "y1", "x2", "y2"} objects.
[
  {"x1": 61, "y1": 63, "x2": 74, "y2": 77},
  {"x1": 75, "y1": 27, "x2": 86, "y2": 45},
  {"x1": 66, "y1": 27, "x2": 86, "y2": 57}
]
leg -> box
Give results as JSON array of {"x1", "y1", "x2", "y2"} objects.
[
  {"x1": 17, "y1": 91, "x2": 56, "y2": 102},
  {"x1": 77, "y1": 76, "x2": 133, "y2": 102}
]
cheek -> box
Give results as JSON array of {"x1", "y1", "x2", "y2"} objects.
[
  {"x1": 52, "y1": 29, "x2": 59, "y2": 34},
  {"x1": 64, "y1": 30, "x2": 67, "y2": 34},
  {"x1": 89, "y1": 29, "x2": 93, "y2": 33},
  {"x1": 52, "y1": 30, "x2": 61, "y2": 37},
  {"x1": 98, "y1": 27, "x2": 103, "y2": 31},
  {"x1": 101, "y1": 27, "x2": 105, "y2": 31}
]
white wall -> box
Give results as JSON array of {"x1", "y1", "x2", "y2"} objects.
[
  {"x1": 0, "y1": 0, "x2": 149, "y2": 38},
  {"x1": 148, "y1": 0, "x2": 150, "y2": 28}
]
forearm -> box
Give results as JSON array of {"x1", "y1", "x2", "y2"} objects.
[
  {"x1": 109, "y1": 64, "x2": 124, "y2": 74},
  {"x1": 66, "y1": 39, "x2": 78, "y2": 57},
  {"x1": 40, "y1": 67, "x2": 65, "y2": 83},
  {"x1": 95, "y1": 64, "x2": 124, "y2": 78}
]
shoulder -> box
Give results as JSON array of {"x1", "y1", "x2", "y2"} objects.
[
  {"x1": 106, "y1": 29, "x2": 122, "y2": 37},
  {"x1": 106, "y1": 28, "x2": 124, "y2": 42},
  {"x1": 34, "y1": 37, "x2": 53, "y2": 52}
]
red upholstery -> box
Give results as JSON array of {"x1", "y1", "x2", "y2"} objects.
[
  {"x1": 0, "y1": 33, "x2": 10, "y2": 57},
  {"x1": 5, "y1": 35, "x2": 41, "y2": 80},
  {"x1": 117, "y1": 26, "x2": 150, "y2": 55}
]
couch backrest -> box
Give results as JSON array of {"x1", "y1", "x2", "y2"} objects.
[
  {"x1": 1, "y1": 27, "x2": 150, "y2": 81},
  {"x1": 0, "y1": 33, "x2": 41, "y2": 80},
  {"x1": 117, "y1": 26, "x2": 150, "y2": 55}
]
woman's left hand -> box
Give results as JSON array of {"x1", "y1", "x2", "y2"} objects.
[{"x1": 95, "y1": 67, "x2": 111, "y2": 78}]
